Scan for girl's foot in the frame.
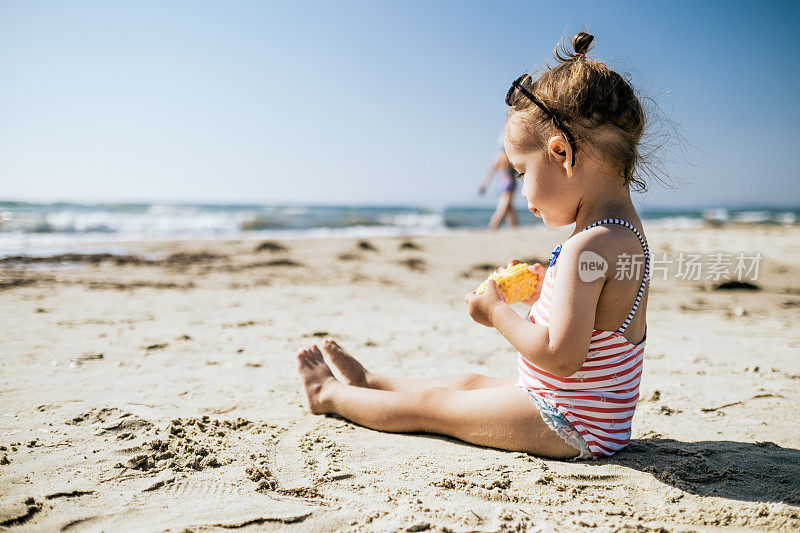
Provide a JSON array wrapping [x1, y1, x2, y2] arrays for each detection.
[[296, 344, 337, 414], [322, 338, 370, 388]]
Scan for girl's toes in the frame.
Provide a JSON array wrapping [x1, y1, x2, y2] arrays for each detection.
[[322, 339, 343, 356], [296, 345, 318, 365], [306, 345, 324, 362], [331, 340, 345, 352]]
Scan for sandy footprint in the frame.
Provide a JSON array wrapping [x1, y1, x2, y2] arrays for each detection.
[[270, 419, 326, 492]]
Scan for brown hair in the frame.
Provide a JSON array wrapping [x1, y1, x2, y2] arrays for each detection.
[[507, 32, 649, 191]]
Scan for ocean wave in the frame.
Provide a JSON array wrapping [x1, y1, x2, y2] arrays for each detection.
[[732, 210, 772, 224], [377, 211, 445, 230], [239, 216, 284, 231], [0, 202, 796, 258], [642, 216, 706, 230]]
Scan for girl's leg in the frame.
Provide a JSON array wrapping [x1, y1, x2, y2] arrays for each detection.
[[322, 339, 514, 393], [297, 345, 579, 459]]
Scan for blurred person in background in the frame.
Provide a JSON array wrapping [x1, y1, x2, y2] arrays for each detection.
[[478, 138, 520, 230]]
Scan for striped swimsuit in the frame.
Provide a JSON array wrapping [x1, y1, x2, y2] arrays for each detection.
[[516, 218, 650, 459]]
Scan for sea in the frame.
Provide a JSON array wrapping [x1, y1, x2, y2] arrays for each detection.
[[0, 201, 797, 258]]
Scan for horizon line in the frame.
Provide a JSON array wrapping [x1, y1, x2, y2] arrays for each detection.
[[1, 199, 799, 212]]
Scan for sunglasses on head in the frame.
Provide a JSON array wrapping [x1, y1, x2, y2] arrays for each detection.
[[506, 74, 576, 167]]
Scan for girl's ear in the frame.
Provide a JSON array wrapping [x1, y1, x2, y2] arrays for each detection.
[[547, 136, 574, 177]]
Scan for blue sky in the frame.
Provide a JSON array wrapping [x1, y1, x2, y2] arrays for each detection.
[[1, 1, 798, 208]]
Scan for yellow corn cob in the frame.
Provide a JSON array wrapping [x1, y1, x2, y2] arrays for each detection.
[[476, 262, 538, 304]]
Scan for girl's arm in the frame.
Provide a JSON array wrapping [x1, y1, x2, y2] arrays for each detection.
[[466, 235, 608, 377]]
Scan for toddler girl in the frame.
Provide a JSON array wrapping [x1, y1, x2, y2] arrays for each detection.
[[296, 32, 650, 460]]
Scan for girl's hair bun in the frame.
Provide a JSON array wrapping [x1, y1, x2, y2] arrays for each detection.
[[572, 32, 594, 56], [555, 31, 595, 62]]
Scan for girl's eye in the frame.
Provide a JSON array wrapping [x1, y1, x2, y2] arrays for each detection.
[[514, 171, 524, 179]]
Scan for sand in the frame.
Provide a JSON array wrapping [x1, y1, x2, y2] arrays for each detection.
[[1, 224, 799, 531]]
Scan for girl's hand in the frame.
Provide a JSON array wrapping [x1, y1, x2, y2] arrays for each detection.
[[521, 261, 546, 306], [465, 279, 506, 327]]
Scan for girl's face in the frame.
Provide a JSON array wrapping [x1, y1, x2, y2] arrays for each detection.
[[504, 121, 580, 228]]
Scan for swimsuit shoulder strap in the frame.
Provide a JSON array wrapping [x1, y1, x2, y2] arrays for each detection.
[[577, 218, 650, 334]]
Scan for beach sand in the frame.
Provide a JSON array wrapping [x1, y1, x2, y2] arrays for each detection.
[[1, 224, 799, 531]]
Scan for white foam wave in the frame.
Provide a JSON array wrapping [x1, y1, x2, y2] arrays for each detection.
[[377, 211, 446, 231], [643, 217, 705, 230]]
